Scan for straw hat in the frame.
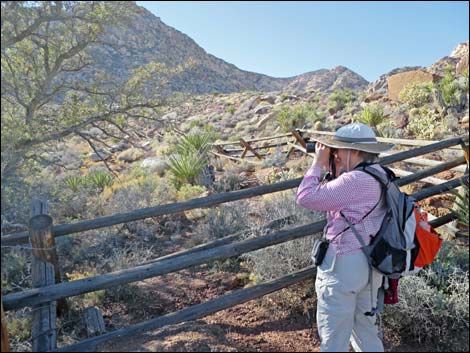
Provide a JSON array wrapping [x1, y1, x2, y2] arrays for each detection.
[[314, 123, 395, 154]]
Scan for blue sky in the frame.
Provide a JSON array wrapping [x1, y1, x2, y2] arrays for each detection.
[[136, 1, 469, 82]]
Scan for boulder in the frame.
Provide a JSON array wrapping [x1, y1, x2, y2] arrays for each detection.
[[89, 149, 111, 162], [235, 96, 261, 114], [117, 148, 144, 162], [387, 70, 435, 101], [254, 104, 272, 115], [256, 111, 279, 129], [260, 95, 276, 104]]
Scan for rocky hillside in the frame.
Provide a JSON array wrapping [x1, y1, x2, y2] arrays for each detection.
[[84, 2, 368, 94]]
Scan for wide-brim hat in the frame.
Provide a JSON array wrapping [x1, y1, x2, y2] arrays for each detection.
[[314, 123, 395, 154]]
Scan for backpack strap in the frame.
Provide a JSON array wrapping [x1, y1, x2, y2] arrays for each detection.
[[356, 164, 394, 186]]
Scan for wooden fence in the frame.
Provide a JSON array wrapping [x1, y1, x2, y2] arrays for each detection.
[[1, 134, 469, 352]]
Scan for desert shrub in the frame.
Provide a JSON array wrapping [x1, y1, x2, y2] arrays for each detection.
[[436, 65, 460, 107], [227, 105, 236, 115], [198, 201, 250, 241], [213, 169, 245, 192], [356, 104, 385, 130], [63, 175, 85, 192], [450, 183, 469, 235], [87, 170, 113, 191], [1, 249, 30, 293], [276, 103, 323, 131], [168, 131, 215, 188], [104, 173, 175, 214], [65, 271, 105, 309], [383, 241, 469, 351], [242, 191, 324, 281], [99, 243, 155, 302], [327, 89, 355, 111], [399, 82, 433, 107], [168, 153, 207, 189], [261, 147, 286, 168], [407, 107, 441, 139]]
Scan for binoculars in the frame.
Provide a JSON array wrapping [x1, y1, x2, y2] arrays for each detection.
[[305, 142, 316, 153]]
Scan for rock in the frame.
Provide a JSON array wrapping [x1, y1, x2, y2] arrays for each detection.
[[260, 95, 276, 104], [117, 148, 144, 162], [254, 104, 272, 115], [387, 70, 436, 101], [314, 121, 323, 130], [364, 92, 383, 103], [431, 88, 446, 112], [256, 111, 279, 129], [89, 149, 111, 162], [161, 112, 177, 121], [456, 51, 469, 75], [395, 114, 409, 129], [235, 96, 261, 115], [87, 127, 104, 138], [110, 140, 131, 153], [140, 157, 168, 176]]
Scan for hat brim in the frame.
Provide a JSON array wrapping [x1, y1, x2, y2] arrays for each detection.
[[314, 136, 395, 154]]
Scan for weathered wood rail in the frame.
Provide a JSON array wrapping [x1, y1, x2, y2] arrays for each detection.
[[1, 135, 468, 352]]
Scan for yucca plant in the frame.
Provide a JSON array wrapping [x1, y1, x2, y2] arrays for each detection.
[[450, 182, 469, 236], [175, 132, 214, 158], [168, 152, 207, 189], [357, 104, 385, 131], [64, 176, 83, 192], [88, 171, 113, 190]]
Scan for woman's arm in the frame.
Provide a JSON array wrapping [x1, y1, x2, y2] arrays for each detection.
[[296, 166, 378, 212]]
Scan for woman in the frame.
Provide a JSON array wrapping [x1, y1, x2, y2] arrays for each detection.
[[296, 123, 395, 352]]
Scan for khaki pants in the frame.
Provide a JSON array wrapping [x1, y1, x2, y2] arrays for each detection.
[[315, 247, 384, 352]]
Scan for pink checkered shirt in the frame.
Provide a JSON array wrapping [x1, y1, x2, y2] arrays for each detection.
[[296, 164, 387, 257]]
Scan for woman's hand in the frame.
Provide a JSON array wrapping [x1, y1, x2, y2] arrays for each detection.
[[312, 142, 330, 169]]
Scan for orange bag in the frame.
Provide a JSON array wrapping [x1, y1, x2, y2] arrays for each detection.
[[413, 208, 443, 268]]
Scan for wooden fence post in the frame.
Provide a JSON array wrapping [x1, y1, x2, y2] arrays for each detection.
[[1, 294, 10, 352], [239, 138, 262, 159], [29, 199, 57, 351], [289, 128, 307, 149]]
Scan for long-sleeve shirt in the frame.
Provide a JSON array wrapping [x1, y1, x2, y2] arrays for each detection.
[[296, 164, 387, 257]]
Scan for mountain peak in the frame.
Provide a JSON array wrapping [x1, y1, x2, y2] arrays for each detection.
[[88, 3, 370, 94]]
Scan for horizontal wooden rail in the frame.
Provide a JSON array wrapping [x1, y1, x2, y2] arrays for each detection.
[[381, 154, 467, 173], [1, 177, 298, 246], [212, 133, 292, 146], [393, 156, 466, 185], [223, 141, 290, 153], [54, 209, 462, 352], [390, 169, 447, 185], [2, 221, 325, 311], [53, 266, 317, 352], [300, 129, 464, 150], [2, 135, 467, 246], [4, 175, 466, 311]]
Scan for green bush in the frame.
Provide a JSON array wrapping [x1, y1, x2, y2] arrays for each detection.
[[450, 183, 469, 236], [175, 131, 214, 157], [227, 105, 236, 115], [399, 82, 432, 107], [168, 131, 215, 189], [407, 108, 441, 139], [384, 241, 469, 351], [168, 153, 207, 189], [88, 170, 113, 190], [276, 103, 323, 131], [64, 175, 84, 192], [327, 89, 355, 111], [436, 66, 460, 106], [356, 104, 385, 130]]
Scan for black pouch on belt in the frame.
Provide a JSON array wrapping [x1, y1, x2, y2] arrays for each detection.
[[312, 238, 330, 266]]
